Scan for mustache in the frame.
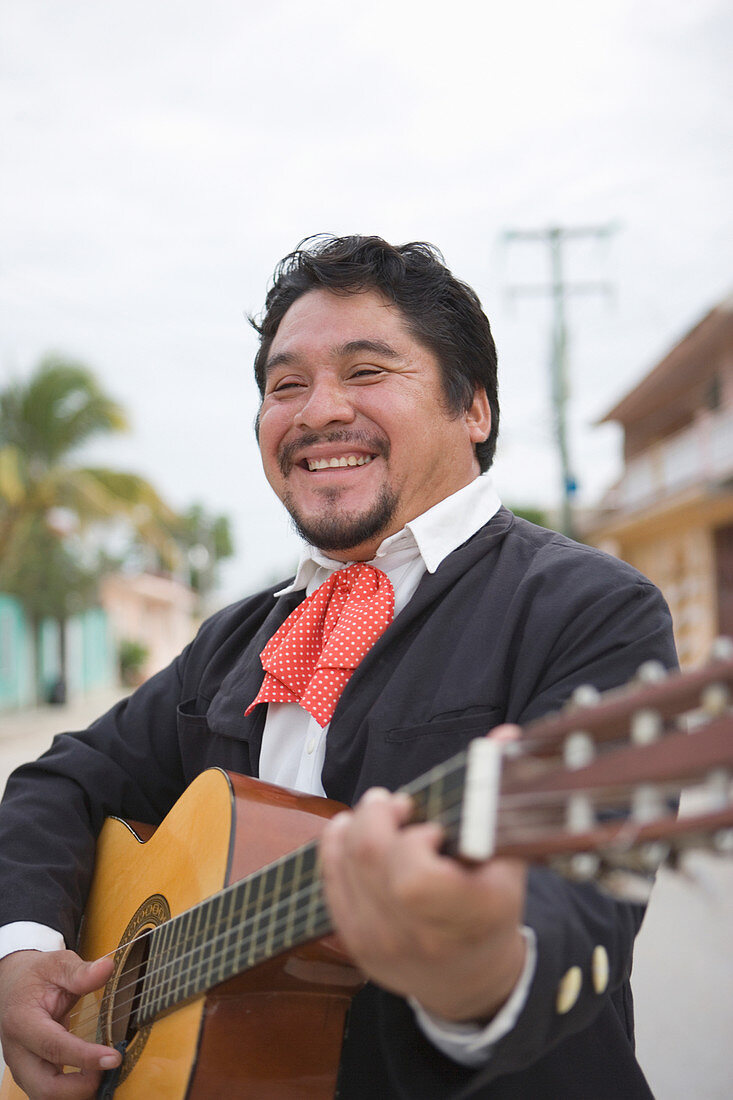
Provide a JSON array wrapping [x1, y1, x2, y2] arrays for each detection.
[[278, 430, 390, 476]]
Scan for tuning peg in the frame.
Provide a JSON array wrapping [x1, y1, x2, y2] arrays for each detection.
[[551, 853, 601, 882], [630, 708, 663, 745], [700, 683, 730, 716], [569, 684, 601, 709], [632, 784, 665, 824], [638, 841, 670, 870], [710, 636, 733, 661], [563, 732, 595, 769], [705, 768, 731, 811], [569, 853, 600, 880], [596, 866, 655, 904], [635, 660, 668, 684]]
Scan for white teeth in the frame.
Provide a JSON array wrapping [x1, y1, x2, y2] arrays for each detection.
[[306, 454, 374, 471]]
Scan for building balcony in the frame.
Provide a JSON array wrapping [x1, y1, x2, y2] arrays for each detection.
[[604, 404, 733, 516]]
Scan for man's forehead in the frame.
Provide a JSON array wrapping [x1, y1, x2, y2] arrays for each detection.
[[265, 288, 411, 368]]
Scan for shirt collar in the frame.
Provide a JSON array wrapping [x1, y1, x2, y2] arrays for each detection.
[[276, 474, 502, 596]]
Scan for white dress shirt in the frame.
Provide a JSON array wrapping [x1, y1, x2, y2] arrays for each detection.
[[0, 474, 535, 1065]]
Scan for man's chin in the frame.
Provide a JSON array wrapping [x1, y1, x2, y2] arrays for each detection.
[[285, 488, 398, 554]]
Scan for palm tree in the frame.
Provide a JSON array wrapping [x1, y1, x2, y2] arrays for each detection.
[[0, 354, 182, 699]]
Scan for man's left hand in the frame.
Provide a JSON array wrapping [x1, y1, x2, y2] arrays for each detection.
[[319, 786, 527, 1024]]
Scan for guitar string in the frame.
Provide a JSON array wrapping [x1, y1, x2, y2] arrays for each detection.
[[65, 766, 675, 1041], [71, 710, 702, 1035], [65, 783, 493, 1038], [68, 872, 332, 1042], [64, 781, 654, 1041], [65, 777, 589, 1033], [64, 767, 671, 1039]]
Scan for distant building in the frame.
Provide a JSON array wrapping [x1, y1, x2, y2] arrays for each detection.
[[100, 572, 198, 683], [585, 294, 733, 667]]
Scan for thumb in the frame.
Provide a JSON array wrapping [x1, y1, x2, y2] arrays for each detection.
[[53, 952, 115, 997]]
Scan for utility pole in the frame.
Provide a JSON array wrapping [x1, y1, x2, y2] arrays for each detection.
[[503, 224, 615, 539]]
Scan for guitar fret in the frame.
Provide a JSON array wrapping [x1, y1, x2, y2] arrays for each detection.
[[135, 757, 470, 1026], [264, 859, 286, 957], [200, 891, 222, 992], [282, 848, 301, 949], [162, 916, 178, 1013], [187, 905, 204, 1001], [255, 863, 280, 961], [215, 883, 237, 984], [164, 910, 188, 1011], [245, 866, 266, 967], [142, 918, 172, 1022], [303, 847, 322, 940], [91, 655, 733, 1044], [138, 922, 165, 1023]]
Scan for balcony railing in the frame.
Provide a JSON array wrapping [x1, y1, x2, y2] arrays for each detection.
[[611, 404, 733, 513]]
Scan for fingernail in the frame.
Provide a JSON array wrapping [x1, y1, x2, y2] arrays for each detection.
[[100, 1054, 120, 1069], [361, 787, 390, 804]]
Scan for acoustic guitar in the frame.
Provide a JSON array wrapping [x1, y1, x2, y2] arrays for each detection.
[[2, 647, 732, 1098]]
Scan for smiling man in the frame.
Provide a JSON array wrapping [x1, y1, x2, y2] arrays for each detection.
[[0, 236, 676, 1098], [257, 286, 490, 558]]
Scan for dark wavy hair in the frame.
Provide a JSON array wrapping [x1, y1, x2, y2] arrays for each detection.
[[251, 234, 499, 471]]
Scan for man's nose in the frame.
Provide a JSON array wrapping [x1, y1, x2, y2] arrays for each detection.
[[295, 379, 356, 430]]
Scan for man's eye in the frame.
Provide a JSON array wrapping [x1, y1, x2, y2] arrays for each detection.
[[272, 379, 303, 392], [351, 367, 382, 379]]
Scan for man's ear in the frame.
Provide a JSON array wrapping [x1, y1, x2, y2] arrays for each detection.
[[466, 386, 491, 444]]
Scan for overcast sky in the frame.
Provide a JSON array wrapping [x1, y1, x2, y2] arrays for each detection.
[[1, 0, 731, 599]]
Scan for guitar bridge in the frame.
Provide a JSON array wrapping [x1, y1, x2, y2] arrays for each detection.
[[458, 737, 503, 862]]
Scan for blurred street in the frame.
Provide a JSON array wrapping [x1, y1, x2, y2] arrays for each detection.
[[0, 695, 731, 1098]]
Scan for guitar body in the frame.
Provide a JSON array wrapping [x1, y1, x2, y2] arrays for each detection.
[[1, 769, 363, 1100], [3, 654, 732, 1098]]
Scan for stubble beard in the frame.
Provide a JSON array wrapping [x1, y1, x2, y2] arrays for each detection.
[[282, 483, 399, 553], [278, 429, 397, 553]]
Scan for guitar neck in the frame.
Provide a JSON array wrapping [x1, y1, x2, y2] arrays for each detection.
[[136, 751, 471, 1024], [136, 648, 733, 1025]]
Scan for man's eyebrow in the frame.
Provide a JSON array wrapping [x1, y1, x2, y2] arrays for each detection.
[[264, 350, 297, 374], [337, 339, 401, 360], [265, 339, 400, 375]]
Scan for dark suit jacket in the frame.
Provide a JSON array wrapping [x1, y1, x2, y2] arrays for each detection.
[[0, 510, 677, 1097]]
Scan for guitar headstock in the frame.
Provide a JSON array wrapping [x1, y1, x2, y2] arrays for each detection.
[[480, 639, 733, 899]]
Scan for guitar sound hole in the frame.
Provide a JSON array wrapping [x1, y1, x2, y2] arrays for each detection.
[[109, 934, 151, 1045], [99, 892, 170, 1081]]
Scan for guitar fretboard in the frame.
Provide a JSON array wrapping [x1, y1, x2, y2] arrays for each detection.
[[136, 750, 471, 1024]]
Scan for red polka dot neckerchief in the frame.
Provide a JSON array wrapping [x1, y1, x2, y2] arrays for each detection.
[[245, 563, 395, 728]]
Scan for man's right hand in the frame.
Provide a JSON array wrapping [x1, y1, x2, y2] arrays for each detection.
[[0, 950, 121, 1099]]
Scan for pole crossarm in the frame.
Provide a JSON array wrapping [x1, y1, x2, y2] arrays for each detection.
[[502, 222, 617, 538]]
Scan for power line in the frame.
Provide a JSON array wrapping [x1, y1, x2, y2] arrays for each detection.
[[502, 223, 616, 538]]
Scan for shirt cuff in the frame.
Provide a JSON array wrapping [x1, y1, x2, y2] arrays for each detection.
[[409, 926, 537, 1067], [0, 922, 65, 963]]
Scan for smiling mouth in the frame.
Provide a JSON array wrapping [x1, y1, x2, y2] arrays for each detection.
[[279, 431, 388, 477], [305, 454, 375, 471]]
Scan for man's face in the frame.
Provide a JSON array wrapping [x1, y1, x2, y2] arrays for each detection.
[[257, 288, 490, 561]]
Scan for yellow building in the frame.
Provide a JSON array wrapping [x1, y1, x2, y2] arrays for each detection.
[[586, 295, 733, 667]]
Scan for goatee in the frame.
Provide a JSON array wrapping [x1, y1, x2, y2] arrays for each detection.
[[283, 484, 399, 553]]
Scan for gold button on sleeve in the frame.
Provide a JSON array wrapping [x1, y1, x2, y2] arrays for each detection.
[[592, 945, 610, 994], [556, 965, 583, 1014]]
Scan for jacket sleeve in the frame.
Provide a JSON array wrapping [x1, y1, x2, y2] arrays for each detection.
[[0, 586, 280, 950], [365, 549, 677, 1097], [0, 652, 191, 949]]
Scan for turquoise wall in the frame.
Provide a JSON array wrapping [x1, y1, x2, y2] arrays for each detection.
[[0, 595, 35, 709], [0, 595, 116, 711]]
